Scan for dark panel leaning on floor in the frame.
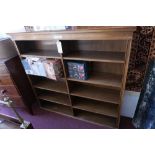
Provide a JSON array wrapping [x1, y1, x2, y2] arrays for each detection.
[[133, 59, 155, 128], [5, 56, 37, 114]]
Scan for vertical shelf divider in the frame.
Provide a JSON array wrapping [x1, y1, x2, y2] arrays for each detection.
[[60, 43, 74, 116], [116, 39, 133, 128]]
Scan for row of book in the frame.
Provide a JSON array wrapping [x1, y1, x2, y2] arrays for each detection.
[[22, 57, 63, 80]]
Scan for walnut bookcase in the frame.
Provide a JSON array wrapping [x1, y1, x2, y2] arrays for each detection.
[[9, 27, 135, 128]]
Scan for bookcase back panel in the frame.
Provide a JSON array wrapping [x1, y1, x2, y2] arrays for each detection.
[[62, 40, 128, 52], [40, 100, 73, 116], [16, 40, 57, 54], [74, 109, 117, 128], [68, 81, 121, 104], [64, 60, 123, 77], [71, 96, 118, 117], [29, 75, 67, 93], [36, 89, 71, 106], [91, 62, 124, 75]]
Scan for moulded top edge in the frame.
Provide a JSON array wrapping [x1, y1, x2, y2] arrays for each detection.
[[7, 26, 136, 36]]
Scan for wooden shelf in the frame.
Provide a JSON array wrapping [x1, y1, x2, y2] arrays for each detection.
[[75, 109, 116, 128], [38, 92, 71, 106], [63, 51, 125, 63], [34, 79, 68, 94], [67, 72, 122, 90], [21, 50, 61, 59], [29, 74, 65, 80], [73, 97, 118, 117], [71, 84, 120, 104], [12, 28, 134, 128], [40, 100, 73, 116]]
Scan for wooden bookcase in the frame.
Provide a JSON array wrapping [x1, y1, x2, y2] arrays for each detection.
[[9, 27, 135, 128]]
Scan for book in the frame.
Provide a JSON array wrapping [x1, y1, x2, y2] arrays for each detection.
[[21, 59, 33, 75], [43, 59, 63, 80]]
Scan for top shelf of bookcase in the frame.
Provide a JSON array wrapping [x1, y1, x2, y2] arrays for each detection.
[[63, 51, 125, 63], [8, 27, 136, 41], [20, 50, 61, 59]]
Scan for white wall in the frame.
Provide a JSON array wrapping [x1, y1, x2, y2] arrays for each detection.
[[121, 91, 140, 118], [0, 26, 140, 118], [0, 26, 25, 33]]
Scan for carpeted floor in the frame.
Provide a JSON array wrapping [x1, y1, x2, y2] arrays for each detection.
[[0, 105, 134, 129]]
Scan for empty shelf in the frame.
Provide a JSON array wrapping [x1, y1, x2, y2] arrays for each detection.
[[34, 79, 68, 94], [21, 50, 61, 59], [40, 100, 73, 116], [75, 110, 116, 128], [39, 93, 71, 106], [73, 97, 118, 117], [63, 51, 125, 63], [67, 72, 122, 89], [71, 84, 120, 104]]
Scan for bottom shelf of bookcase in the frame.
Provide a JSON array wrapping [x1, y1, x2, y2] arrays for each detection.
[[74, 109, 117, 128], [40, 100, 73, 116], [39, 100, 117, 128]]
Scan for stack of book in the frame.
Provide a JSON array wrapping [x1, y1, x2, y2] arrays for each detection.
[[22, 58, 63, 80], [43, 59, 63, 80]]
